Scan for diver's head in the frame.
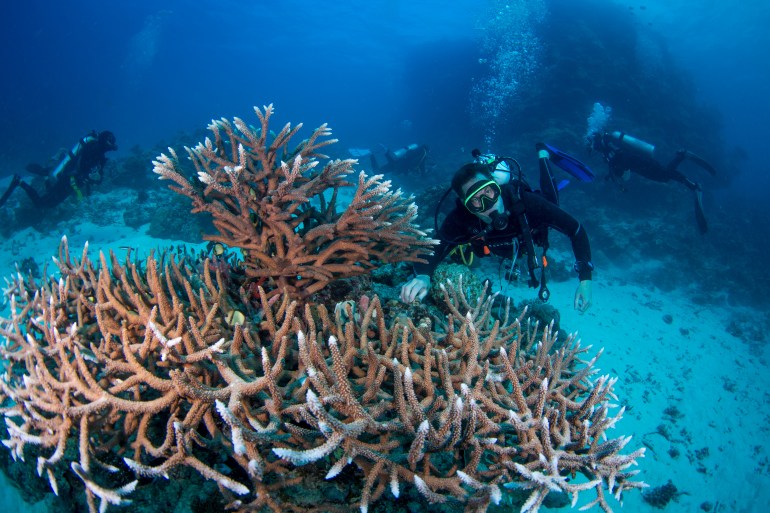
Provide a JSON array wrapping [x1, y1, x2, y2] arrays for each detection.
[[589, 131, 605, 153], [452, 163, 507, 227], [98, 131, 118, 152]]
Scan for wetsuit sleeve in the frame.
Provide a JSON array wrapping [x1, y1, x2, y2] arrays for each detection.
[[412, 239, 454, 276], [607, 154, 623, 176], [607, 150, 636, 178], [412, 208, 470, 276], [521, 192, 593, 281]]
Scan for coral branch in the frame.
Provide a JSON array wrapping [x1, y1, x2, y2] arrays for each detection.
[[152, 105, 437, 300]]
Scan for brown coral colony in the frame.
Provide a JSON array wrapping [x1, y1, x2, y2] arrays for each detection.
[[0, 105, 645, 513]]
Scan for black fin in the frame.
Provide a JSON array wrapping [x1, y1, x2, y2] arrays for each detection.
[[694, 189, 708, 234], [685, 151, 718, 176], [25, 163, 50, 176], [0, 175, 21, 207]]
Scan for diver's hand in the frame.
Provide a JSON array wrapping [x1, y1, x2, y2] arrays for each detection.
[[574, 280, 593, 312], [535, 142, 547, 152], [400, 275, 430, 304]]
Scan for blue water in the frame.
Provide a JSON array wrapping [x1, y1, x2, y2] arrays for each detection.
[[2, 1, 768, 193], [2, 1, 767, 190], [1, 1, 770, 511], [0, 1, 478, 164]]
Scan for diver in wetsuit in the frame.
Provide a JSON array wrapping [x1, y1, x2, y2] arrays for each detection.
[[400, 152, 594, 312], [349, 143, 431, 176], [375, 143, 430, 175], [0, 130, 118, 209], [591, 130, 717, 234]]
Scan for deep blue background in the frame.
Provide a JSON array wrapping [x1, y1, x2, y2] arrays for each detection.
[[1, 0, 767, 197]]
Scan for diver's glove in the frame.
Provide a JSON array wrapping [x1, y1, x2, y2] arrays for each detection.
[[535, 142, 547, 151]]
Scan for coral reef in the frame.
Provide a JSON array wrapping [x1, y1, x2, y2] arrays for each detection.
[[0, 240, 645, 513], [429, 263, 485, 309], [0, 106, 645, 513], [641, 480, 682, 509]]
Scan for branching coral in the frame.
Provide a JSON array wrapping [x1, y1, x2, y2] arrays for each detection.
[[1, 105, 644, 513], [1, 237, 644, 513], [0, 238, 240, 512], [152, 104, 436, 300]]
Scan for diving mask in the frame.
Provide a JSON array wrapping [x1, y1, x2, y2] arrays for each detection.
[[463, 179, 501, 214]]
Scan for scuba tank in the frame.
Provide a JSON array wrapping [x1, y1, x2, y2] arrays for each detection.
[[490, 159, 511, 185], [608, 131, 655, 160], [474, 152, 512, 184], [51, 133, 98, 180], [392, 143, 420, 159]]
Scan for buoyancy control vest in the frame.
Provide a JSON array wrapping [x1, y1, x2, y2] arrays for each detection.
[[51, 132, 99, 181], [435, 148, 560, 301]]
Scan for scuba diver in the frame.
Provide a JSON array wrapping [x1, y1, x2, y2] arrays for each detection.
[[0, 130, 118, 209], [590, 130, 717, 234], [400, 143, 594, 312], [349, 143, 431, 176]]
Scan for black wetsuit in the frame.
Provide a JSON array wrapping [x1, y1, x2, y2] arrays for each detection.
[[375, 145, 429, 176], [415, 183, 593, 281], [16, 136, 107, 208], [606, 148, 698, 190]]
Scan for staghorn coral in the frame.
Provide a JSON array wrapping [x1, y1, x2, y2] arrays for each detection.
[[1, 236, 645, 513], [0, 237, 241, 512], [152, 104, 436, 300], [1, 105, 644, 513]]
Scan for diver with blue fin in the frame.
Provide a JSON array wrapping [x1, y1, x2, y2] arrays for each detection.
[[590, 130, 717, 234], [0, 130, 117, 209], [400, 143, 594, 312], [541, 143, 596, 183]]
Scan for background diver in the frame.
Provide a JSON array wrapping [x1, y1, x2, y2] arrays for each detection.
[[0, 130, 118, 209], [590, 130, 717, 234], [400, 144, 594, 312], [349, 143, 431, 176]]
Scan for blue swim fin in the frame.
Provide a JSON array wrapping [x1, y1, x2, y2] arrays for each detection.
[[544, 143, 596, 182], [348, 148, 372, 158]]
